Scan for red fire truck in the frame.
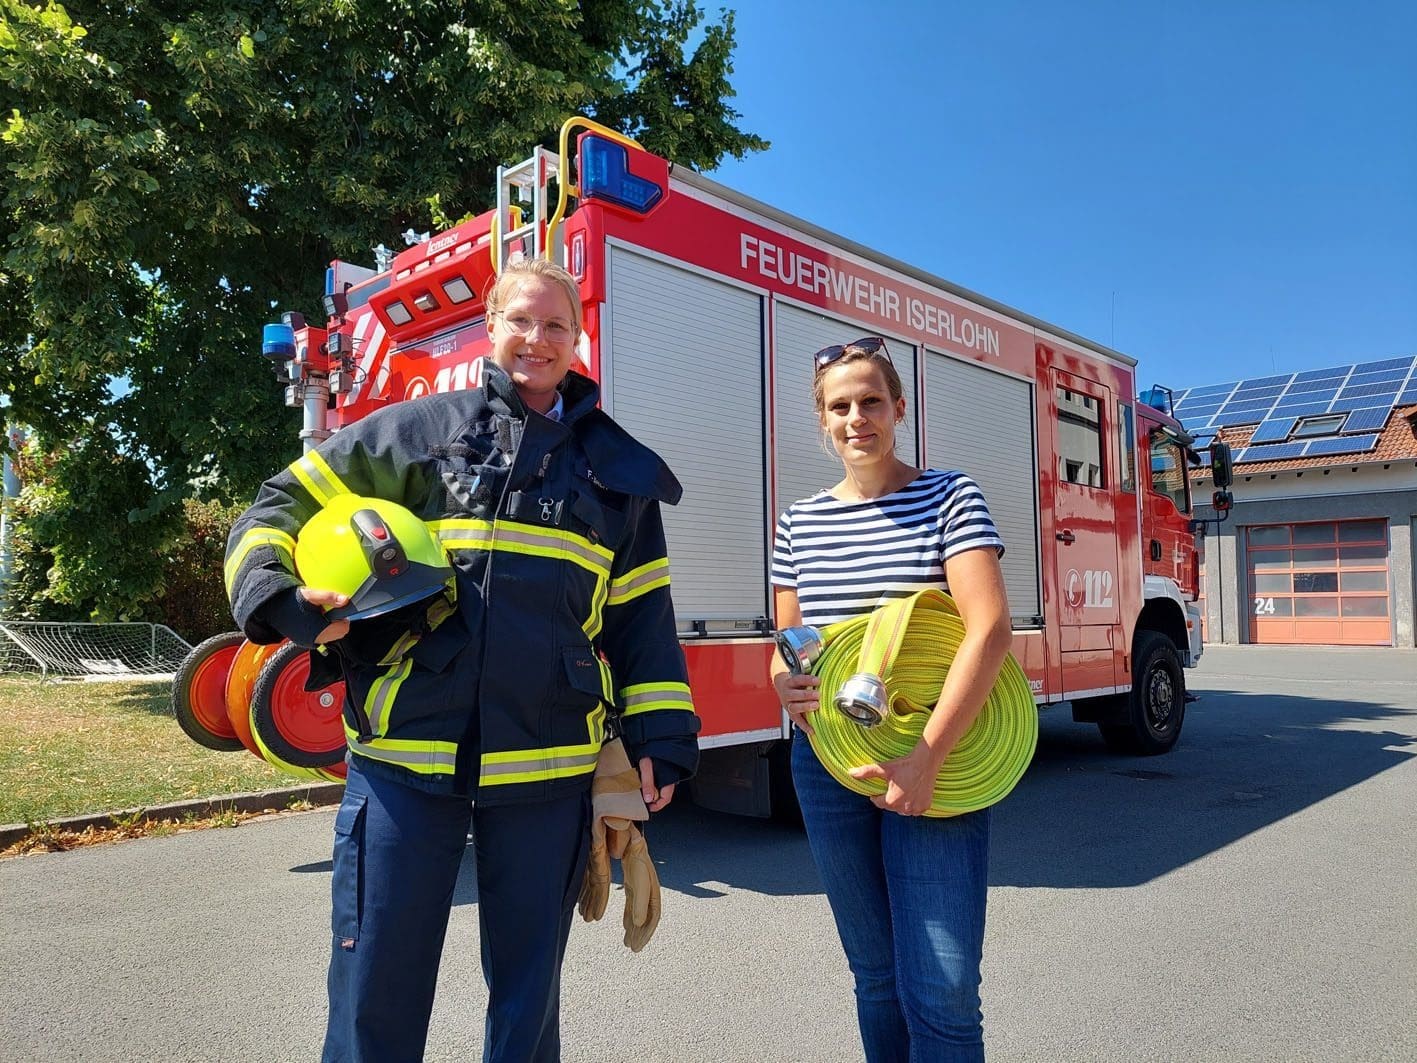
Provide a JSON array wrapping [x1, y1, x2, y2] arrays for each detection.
[[185, 119, 1232, 815]]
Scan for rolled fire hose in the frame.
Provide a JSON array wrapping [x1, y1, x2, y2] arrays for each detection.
[[778, 589, 1037, 817]]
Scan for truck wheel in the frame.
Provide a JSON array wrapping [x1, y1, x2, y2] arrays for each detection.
[[250, 642, 347, 769], [1098, 631, 1185, 755], [172, 632, 247, 752]]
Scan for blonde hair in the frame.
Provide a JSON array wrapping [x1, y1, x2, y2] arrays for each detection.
[[812, 347, 904, 413], [484, 258, 582, 336]]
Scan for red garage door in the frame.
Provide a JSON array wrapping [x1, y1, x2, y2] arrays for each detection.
[[1246, 520, 1391, 645]]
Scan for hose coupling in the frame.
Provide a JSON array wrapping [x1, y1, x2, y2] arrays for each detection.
[[834, 673, 889, 727], [775, 625, 823, 676]]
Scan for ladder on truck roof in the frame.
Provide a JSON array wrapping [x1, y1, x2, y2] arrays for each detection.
[[495, 146, 562, 271], [494, 116, 653, 273]]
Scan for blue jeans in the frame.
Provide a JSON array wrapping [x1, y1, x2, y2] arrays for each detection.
[[792, 734, 990, 1063]]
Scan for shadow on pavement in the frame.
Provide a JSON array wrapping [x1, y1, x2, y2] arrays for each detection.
[[990, 687, 1415, 888], [290, 681, 1416, 900]]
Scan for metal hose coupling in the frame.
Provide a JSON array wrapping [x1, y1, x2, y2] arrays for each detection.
[[834, 672, 889, 727], [774, 625, 823, 676]]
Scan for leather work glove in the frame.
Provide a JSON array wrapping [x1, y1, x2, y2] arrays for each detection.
[[618, 822, 661, 953], [577, 738, 661, 951]]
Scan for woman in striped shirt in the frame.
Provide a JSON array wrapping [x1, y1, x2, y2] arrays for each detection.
[[770, 338, 1013, 1063]]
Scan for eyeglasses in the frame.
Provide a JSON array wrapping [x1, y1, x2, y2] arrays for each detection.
[[813, 336, 891, 374], [493, 311, 575, 342]]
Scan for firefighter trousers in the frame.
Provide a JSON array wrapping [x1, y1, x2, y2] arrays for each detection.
[[321, 759, 592, 1063]]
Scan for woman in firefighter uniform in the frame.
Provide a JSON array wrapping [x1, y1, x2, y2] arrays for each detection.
[[224, 258, 699, 1063]]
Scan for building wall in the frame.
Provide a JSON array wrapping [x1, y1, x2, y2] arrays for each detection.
[[1196, 466, 1417, 647]]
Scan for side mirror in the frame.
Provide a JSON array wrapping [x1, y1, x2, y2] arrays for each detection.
[[1210, 441, 1234, 489]]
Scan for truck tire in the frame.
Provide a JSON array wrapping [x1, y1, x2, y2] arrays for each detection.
[[172, 632, 247, 752], [1098, 630, 1186, 755]]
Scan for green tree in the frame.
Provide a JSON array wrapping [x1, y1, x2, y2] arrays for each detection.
[[0, 0, 765, 620], [6, 426, 181, 621]]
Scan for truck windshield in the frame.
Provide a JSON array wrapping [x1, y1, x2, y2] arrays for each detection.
[[1149, 440, 1190, 514]]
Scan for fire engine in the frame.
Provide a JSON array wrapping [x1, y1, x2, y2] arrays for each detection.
[[176, 118, 1233, 816]]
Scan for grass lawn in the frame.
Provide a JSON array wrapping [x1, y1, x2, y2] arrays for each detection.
[[0, 675, 291, 826]]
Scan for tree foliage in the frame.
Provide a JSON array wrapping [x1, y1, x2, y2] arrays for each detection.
[[0, 0, 765, 620]]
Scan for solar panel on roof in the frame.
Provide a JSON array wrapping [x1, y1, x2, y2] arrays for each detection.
[[1181, 357, 1417, 458], [1287, 379, 1341, 394], [1346, 369, 1408, 386], [1237, 442, 1307, 462], [1303, 434, 1380, 458], [1185, 384, 1236, 400], [1353, 357, 1414, 373], [1273, 400, 1335, 417], [1338, 382, 1399, 401], [1228, 386, 1286, 402], [1248, 418, 1297, 443], [1341, 407, 1391, 433]]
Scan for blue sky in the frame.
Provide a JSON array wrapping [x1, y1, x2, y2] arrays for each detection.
[[706, 0, 1416, 390]]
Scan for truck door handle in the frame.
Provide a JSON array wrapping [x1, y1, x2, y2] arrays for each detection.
[[1056, 530, 1076, 544]]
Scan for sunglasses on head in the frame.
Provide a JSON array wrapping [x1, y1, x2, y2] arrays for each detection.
[[813, 336, 892, 373]]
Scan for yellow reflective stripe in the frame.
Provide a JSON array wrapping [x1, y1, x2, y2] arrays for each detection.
[[225, 527, 297, 596], [432, 518, 613, 579], [583, 574, 609, 641], [363, 658, 412, 735], [619, 681, 695, 716], [288, 450, 351, 506], [608, 557, 670, 606], [478, 704, 606, 786], [376, 593, 458, 665], [479, 745, 599, 785], [494, 524, 612, 577], [427, 594, 457, 624], [345, 729, 458, 776], [597, 658, 615, 704], [431, 517, 494, 549], [378, 632, 419, 667]]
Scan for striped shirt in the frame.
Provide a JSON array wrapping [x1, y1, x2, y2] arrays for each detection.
[[772, 469, 1005, 627]]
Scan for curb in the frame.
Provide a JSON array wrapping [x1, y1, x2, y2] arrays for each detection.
[[0, 782, 345, 850]]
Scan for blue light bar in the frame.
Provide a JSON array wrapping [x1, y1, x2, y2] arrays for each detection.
[[262, 322, 296, 360], [580, 138, 664, 214]]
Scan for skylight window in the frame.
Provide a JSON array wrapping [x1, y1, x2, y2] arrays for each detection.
[[1291, 415, 1346, 438]]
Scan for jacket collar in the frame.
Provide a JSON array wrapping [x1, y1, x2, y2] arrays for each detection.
[[481, 360, 601, 425]]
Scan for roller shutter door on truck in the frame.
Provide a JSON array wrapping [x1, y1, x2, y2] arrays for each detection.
[[1246, 519, 1392, 645], [772, 302, 918, 512], [603, 246, 768, 635], [923, 349, 1042, 624]]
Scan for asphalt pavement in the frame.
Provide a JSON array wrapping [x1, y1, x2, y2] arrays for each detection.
[[1, 644, 1414, 1062]]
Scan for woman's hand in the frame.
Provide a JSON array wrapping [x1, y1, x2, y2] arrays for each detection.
[[637, 757, 675, 813], [297, 588, 351, 644], [773, 670, 822, 736], [849, 743, 940, 816]]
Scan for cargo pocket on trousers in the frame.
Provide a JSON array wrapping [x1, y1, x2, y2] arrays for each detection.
[[331, 791, 368, 950]]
